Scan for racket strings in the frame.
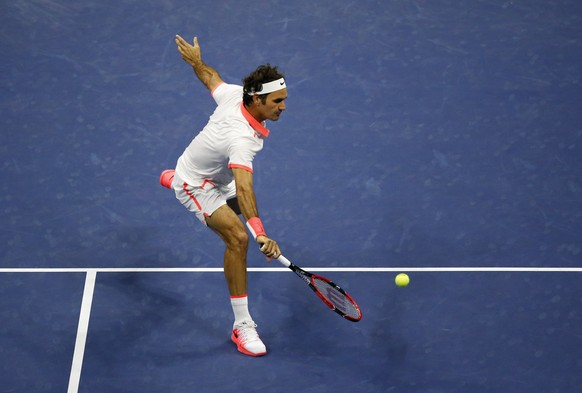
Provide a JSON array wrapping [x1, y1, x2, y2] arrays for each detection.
[[312, 277, 361, 319]]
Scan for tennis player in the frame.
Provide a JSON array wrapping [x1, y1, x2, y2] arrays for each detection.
[[160, 35, 287, 357]]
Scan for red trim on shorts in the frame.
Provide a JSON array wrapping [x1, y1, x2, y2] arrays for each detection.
[[240, 103, 270, 137], [183, 182, 203, 211], [200, 179, 216, 189], [228, 163, 253, 173]]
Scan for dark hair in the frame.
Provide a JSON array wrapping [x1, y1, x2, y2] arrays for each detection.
[[242, 64, 285, 105]]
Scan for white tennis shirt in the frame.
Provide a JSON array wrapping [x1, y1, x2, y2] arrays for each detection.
[[175, 83, 270, 187]]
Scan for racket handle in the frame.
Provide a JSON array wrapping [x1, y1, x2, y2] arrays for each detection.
[[276, 255, 292, 268], [258, 243, 292, 267]]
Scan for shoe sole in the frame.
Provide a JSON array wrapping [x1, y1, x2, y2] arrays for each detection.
[[159, 170, 175, 189], [231, 333, 267, 357]]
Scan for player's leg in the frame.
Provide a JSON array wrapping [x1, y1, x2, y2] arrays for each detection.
[[171, 176, 266, 356], [204, 204, 248, 297], [205, 205, 267, 357]]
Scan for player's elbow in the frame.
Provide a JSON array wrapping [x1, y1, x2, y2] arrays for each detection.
[[235, 183, 254, 197]]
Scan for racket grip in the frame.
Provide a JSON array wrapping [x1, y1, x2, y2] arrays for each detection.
[[257, 244, 291, 267], [276, 255, 292, 268]]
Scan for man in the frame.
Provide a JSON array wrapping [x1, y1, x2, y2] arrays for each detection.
[[159, 35, 287, 357]]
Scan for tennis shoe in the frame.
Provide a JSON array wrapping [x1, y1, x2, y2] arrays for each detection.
[[160, 169, 175, 189], [231, 320, 267, 357]]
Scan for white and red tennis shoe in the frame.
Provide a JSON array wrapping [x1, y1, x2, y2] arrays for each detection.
[[231, 320, 267, 357], [160, 169, 175, 189]]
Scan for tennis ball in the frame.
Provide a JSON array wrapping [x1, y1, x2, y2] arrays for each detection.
[[395, 273, 410, 287]]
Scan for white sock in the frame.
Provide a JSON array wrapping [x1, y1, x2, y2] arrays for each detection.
[[230, 295, 252, 325]]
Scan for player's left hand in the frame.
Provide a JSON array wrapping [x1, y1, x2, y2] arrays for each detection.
[[175, 34, 201, 65]]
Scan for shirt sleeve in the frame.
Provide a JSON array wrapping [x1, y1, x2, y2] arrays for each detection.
[[212, 83, 243, 106], [228, 134, 259, 173]]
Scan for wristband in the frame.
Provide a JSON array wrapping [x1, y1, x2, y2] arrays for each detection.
[[246, 217, 266, 240]]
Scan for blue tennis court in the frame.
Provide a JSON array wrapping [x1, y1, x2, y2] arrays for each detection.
[[1, 1, 581, 392]]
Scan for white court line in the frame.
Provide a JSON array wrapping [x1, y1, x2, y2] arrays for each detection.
[[0, 267, 581, 273], [1, 265, 579, 393], [67, 270, 97, 393]]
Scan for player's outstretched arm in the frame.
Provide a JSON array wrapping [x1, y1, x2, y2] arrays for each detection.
[[175, 34, 223, 92]]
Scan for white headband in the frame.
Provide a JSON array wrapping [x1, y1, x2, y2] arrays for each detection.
[[248, 78, 286, 95]]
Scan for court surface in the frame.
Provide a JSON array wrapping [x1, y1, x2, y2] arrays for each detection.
[[1, 1, 581, 392]]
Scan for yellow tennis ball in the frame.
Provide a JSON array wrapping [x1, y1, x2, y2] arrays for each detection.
[[395, 273, 410, 287]]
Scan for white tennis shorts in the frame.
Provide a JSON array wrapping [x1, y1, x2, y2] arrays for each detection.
[[172, 172, 236, 225]]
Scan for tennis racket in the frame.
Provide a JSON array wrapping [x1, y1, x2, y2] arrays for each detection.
[[276, 254, 362, 322]]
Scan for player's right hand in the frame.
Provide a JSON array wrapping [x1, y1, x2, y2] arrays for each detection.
[[257, 236, 281, 261]]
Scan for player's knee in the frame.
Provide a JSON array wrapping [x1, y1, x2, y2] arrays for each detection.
[[227, 228, 249, 250]]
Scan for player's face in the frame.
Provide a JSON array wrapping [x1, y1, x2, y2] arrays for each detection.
[[261, 89, 287, 121]]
